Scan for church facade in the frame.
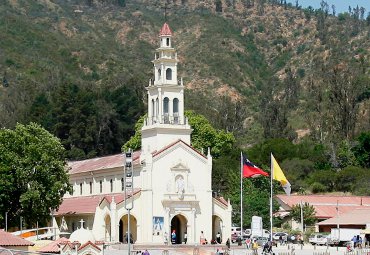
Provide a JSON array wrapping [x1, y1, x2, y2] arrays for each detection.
[[54, 23, 232, 245]]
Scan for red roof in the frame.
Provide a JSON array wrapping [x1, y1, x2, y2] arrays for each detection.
[[159, 23, 172, 36], [0, 230, 34, 246], [214, 197, 228, 207], [318, 207, 370, 225], [55, 190, 141, 215], [152, 139, 207, 159], [78, 241, 101, 251], [38, 237, 69, 253], [68, 151, 141, 175], [276, 194, 370, 219]]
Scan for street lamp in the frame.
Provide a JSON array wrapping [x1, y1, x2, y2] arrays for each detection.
[[124, 149, 134, 255]]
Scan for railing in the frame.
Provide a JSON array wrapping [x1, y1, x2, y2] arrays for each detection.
[[144, 115, 188, 126]]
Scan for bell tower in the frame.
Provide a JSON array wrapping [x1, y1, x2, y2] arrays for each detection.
[[141, 23, 191, 155]]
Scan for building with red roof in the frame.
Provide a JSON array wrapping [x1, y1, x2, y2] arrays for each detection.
[[53, 22, 232, 245], [0, 230, 34, 251], [275, 194, 370, 231]]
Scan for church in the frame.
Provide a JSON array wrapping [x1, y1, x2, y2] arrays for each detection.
[[53, 23, 232, 245]]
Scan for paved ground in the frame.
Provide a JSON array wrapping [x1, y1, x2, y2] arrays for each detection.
[[104, 243, 369, 255]]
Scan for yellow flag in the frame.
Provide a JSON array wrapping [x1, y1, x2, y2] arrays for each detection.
[[271, 154, 291, 195]]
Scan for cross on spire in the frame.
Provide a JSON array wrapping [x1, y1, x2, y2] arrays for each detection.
[[162, 3, 170, 22], [79, 219, 85, 229]]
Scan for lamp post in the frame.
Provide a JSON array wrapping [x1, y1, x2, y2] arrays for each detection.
[[124, 149, 134, 255]]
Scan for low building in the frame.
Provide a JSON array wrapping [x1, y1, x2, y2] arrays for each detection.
[[0, 229, 34, 251], [275, 194, 370, 231], [317, 208, 370, 232]]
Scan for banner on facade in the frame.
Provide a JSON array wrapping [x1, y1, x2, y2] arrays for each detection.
[[153, 216, 164, 236]]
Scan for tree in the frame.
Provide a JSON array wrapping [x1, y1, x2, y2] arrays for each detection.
[[215, 0, 222, 12], [353, 132, 370, 168], [290, 202, 316, 226], [0, 123, 71, 228], [123, 111, 235, 158]]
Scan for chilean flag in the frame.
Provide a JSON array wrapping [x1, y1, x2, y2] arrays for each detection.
[[242, 154, 269, 178]]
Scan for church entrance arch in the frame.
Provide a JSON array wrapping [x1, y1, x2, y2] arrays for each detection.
[[212, 215, 223, 243], [170, 214, 187, 244], [119, 214, 137, 243], [104, 214, 111, 242]]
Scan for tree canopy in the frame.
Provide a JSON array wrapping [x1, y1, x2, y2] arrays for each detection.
[[122, 110, 235, 158], [0, 123, 71, 228]]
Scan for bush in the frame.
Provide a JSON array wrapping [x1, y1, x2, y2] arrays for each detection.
[[311, 182, 326, 193]]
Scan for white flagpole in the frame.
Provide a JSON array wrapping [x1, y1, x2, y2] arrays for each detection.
[[270, 153, 273, 242], [240, 151, 243, 239]]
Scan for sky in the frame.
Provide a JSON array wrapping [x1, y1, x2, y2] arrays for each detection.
[[287, 0, 370, 14]]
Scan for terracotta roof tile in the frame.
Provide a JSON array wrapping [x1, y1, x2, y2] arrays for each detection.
[[276, 194, 370, 219], [55, 190, 141, 216], [215, 197, 228, 207], [38, 237, 69, 253], [318, 208, 370, 225], [68, 151, 141, 175], [159, 23, 172, 36], [78, 241, 101, 251], [0, 230, 34, 246]]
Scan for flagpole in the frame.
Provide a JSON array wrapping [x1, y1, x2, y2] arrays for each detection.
[[270, 153, 273, 242], [240, 151, 243, 239]]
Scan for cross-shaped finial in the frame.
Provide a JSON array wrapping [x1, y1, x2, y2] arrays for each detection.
[[79, 219, 85, 229], [163, 2, 170, 22]]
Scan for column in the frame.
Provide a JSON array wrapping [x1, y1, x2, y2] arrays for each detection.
[[192, 208, 196, 244], [110, 197, 117, 242]]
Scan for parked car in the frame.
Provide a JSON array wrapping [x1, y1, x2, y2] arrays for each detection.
[[309, 234, 328, 245], [255, 236, 269, 247], [273, 232, 288, 241]]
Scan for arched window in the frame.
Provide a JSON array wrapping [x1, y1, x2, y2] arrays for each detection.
[[173, 98, 179, 124], [166, 38, 170, 46], [158, 68, 161, 80], [163, 97, 169, 114], [80, 183, 83, 195], [121, 178, 124, 191], [89, 182, 92, 194], [166, 68, 172, 80], [110, 179, 113, 192], [173, 98, 179, 114], [156, 98, 159, 117], [152, 99, 155, 118], [100, 180, 103, 193], [163, 97, 169, 124]]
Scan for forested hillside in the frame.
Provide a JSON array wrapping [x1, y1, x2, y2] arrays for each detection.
[[1, 0, 369, 209]]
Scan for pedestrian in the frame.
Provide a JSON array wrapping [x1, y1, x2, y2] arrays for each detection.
[[226, 238, 230, 249], [252, 239, 258, 255], [171, 230, 177, 244], [246, 238, 251, 249], [184, 232, 188, 244], [143, 250, 150, 255], [216, 232, 222, 244], [200, 231, 206, 244]]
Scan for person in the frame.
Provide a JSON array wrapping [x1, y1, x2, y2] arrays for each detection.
[[351, 235, 357, 248], [125, 232, 134, 244], [184, 232, 188, 244], [226, 238, 230, 249], [252, 239, 259, 255], [143, 250, 150, 255], [200, 231, 206, 244], [279, 235, 283, 245], [171, 230, 177, 244], [216, 232, 222, 244], [246, 238, 251, 249], [263, 241, 272, 254]]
